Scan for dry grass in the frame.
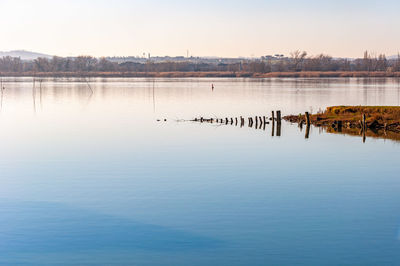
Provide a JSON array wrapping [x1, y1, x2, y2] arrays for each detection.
[[284, 105, 400, 129], [284, 105, 400, 141], [324, 106, 400, 124]]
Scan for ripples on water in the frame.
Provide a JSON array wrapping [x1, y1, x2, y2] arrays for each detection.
[[0, 77, 400, 265]]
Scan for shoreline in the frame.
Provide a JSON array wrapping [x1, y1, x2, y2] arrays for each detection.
[[284, 106, 400, 132], [1, 71, 400, 78], [284, 106, 400, 141], [283, 106, 400, 140]]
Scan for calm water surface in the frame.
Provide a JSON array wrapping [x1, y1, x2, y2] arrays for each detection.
[[0, 77, 400, 265]]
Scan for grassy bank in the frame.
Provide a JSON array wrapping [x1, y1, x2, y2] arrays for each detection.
[[284, 106, 400, 133], [2, 71, 400, 78]]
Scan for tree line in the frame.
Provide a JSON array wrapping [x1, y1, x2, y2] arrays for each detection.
[[1, 51, 400, 73]]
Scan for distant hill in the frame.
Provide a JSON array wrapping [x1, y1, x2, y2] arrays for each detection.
[[0, 50, 52, 60]]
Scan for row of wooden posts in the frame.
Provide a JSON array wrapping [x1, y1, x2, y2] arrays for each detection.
[[193, 110, 283, 136], [194, 110, 282, 127], [194, 110, 369, 143], [192, 110, 369, 142]]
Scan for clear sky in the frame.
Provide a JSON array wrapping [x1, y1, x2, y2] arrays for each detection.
[[0, 0, 398, 58]]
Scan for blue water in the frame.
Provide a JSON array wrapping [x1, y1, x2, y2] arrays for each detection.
[[0, 78, 400, 265]]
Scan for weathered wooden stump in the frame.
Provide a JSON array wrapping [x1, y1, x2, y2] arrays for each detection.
[[276, 122, 281, 136], [271, 120, 275, 136], [305, 124, 310, 139], [305, 112, 310, 127], [276, 110, 282, 125], [361, 114, 367, 142]]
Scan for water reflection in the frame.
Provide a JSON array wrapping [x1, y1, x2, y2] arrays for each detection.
[[324, 125, 400, 143], [295, 122, 400, 143]]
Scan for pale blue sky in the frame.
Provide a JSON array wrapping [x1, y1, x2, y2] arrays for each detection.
[[0, 0, 398, 57]]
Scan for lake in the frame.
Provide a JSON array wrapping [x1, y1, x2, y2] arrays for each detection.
[[1, 77, 400, 265]]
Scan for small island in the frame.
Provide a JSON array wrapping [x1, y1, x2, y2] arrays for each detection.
[[284, 106, 400, 141]]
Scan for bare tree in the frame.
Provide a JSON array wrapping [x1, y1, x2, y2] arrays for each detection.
[[290, 50, 307, 71]]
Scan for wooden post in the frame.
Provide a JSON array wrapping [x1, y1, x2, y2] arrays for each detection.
[[225, 118, 228, 124], [235, 117, 238, 126], [271, 120, 275, 136], [362, 114, 366, 131], [255, 116, 258, 128], [276, 122, 281, 136], [272, 111, 275, 122], [303, 112, 311, 138], [200, 117, 203, 122], [276, 110, 282, 125], [305, 124, 310, 139], [263, 116, 266, 124], [363, 128, 366, 143], [305, 112, 310, 127]]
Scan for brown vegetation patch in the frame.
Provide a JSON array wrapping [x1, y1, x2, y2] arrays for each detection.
[[284, 106, 400, 132], [284, 106, 400, 142]]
